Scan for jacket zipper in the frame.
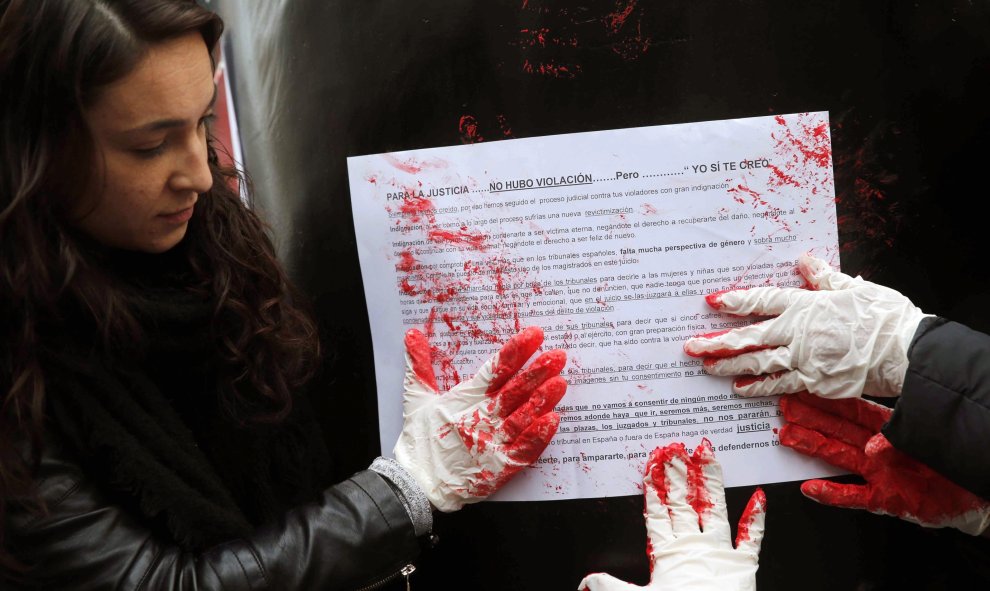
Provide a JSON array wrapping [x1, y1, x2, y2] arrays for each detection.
[[355, 563, 416, 591]]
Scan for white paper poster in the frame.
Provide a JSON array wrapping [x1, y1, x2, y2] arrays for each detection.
[[347, 112, 844, 501]]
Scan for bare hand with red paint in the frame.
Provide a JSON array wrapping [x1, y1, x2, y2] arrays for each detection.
[[578, 440, 766, 591], [780, 393, 990, 535], [684, 253, 930, 399], [394, 326, 567, 512]]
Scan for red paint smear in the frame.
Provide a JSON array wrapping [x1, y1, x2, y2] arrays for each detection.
[[424, 308, 437, 338], [735, 488, 766, 545], [506, 411, 559, 465], [467, 412, 560, 499], [767, 164, 802, 188], [780, 393, 989, 526], [831, 112, 903, 274], [732, 113, 833, 241], [496, 114, 514, 139], [603, 0, 652, 59], [487, 326, 545, 393], [522, 58, 581, 78], [428, 228, 489, 251], [396, 250, 417, 273], [773, 116, 832, 169], [459, 115, 484, 144], [399, 195, 436, 224], [647, 442, 689, 506], [687, 438, 716, 529], [383, 154, 448, 175], [404, 329, 438, 392], [795, 436, 990, 526], [501, 377, 567, 440], [389, 161, 543, 391], [604, 1, 636, 34], [726, 183, 767, 207], [519, 27, 578, 49], [495, 350, 568, 415]]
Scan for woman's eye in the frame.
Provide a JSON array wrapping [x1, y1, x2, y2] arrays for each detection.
[[133, 141, 167, 158], [199, 113, 217, 128]]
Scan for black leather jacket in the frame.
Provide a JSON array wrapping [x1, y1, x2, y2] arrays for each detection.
[[5, 440, 421, 590]]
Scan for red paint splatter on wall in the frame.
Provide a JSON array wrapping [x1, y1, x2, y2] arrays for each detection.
[[512, 0, 653, 80], [496, 114, 514, 139], [459, 114, 514, 144], [522, 58, 580, 78], [603, 0, 652, 60], [830, 112, 903, 277], [459, 115, 484, 144]]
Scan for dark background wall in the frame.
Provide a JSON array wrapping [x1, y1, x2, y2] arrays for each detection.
[[208, 1, 990, 588]]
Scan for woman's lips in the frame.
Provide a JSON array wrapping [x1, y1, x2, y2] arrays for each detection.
[[158, 205, 194, 224]]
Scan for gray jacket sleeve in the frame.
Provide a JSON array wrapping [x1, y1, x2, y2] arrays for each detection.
[[883, 316, 990, 500], [5, 441, 421, 590]]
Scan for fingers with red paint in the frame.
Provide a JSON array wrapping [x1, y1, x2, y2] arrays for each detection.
[[394, 326, 568, 512], [501, 376, 567, 440], [691, 440, 732, 543], [404, 329, 439, 394], [493, 349, 567, 417], [446, 325, 545, 398], [483, 325, 545, 392], [779, 394, 990, 535], [734, 488, 767, 556], [684, 253, 931, 399], [578, 441, 765, 591]]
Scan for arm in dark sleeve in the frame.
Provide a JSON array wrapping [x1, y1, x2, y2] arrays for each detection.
[[6, 442, 420, 591], [883, 316, 990, 500]]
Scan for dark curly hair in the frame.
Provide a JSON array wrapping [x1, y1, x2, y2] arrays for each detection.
[[0, 0, 320, 569]]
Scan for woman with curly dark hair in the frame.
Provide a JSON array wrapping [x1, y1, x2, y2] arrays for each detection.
[[0, 1, 567, 588]]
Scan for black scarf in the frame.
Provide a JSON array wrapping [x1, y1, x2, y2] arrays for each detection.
[[42, 247, 332, 551]]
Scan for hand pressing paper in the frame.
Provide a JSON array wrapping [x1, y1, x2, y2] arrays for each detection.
[[395, 326, 568, 512], [579, 440, 766, 591], [684, 253, 931, 399], [779, 393, 990, 535]]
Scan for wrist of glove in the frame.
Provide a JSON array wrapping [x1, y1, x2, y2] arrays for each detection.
[[578, 439, 766, 591], [684, 253, 931, 399], [779, 393, 990, 535], [394, 326, 567, 512]]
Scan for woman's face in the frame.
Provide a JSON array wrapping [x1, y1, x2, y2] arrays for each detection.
[[74, 32, 216, 253]]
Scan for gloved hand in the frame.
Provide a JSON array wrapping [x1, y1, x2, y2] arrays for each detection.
[[394, 326, 567, 512], [779, 393, 990, 535], [578, 440, 766, 591], [683, 253, 931, 399]]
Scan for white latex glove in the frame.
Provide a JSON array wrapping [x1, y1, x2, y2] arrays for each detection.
[[394, 326, 567, 512], [683, 253, 932, 398], [578, 439, 766, 591]]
